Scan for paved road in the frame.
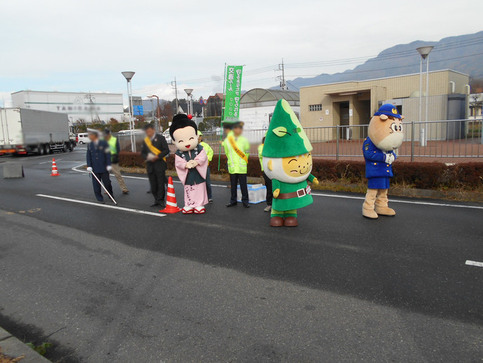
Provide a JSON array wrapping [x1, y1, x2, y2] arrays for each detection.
[[0, 147, 482, 362]]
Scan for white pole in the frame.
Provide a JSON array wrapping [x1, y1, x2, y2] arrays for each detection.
[[126, 80, 134, 152], [419, 57, 423, 122], [425, 54, 430, 123], [419, 57, 426, 147], [90, 171, 117, 205], [129, 81, 136, 152]]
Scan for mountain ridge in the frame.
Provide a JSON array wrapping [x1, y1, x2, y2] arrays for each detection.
[[283, 31, 483, 90]]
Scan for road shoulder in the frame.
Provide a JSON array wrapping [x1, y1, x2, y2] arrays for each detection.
[[0, 326, 50, 362]]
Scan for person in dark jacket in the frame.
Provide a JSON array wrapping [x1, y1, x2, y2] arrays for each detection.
[[141, 124, 170, 207], [86, 129, 113, 203]]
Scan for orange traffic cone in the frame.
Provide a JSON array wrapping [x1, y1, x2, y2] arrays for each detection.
[[160, 176, 181, 214], [51, 158, 59, 176]]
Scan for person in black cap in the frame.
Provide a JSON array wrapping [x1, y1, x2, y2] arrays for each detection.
[[141, 124, 170, 207], [86, 129, 113, 203]]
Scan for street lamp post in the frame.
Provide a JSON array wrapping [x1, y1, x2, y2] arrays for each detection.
[[184, 88, 193, 115], [148, 94, 161, 132], [121, 71, 136, 152], [416, 46, 433, 147]]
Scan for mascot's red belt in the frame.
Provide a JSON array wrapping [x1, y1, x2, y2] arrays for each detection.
[[277, 186, 311, 200]]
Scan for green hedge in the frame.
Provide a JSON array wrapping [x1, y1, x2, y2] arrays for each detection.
[[119, 151, 483, 190]]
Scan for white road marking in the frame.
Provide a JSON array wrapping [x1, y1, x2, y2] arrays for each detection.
[[39, 159, 62, 164], [310, 192, 483, 210], [36, 194, 166, 217], [71, 164, 483, 210], [465, 260, 483, 268]]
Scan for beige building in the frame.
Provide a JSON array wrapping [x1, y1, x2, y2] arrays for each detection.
[[300, 70, 469, 140]]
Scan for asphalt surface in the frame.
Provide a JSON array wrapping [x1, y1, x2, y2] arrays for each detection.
[[0, 146, 482, 362]]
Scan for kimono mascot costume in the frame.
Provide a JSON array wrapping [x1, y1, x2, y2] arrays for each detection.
[[169, 114, 209, 214], [362, 104, 404, 219], [262, 99, 319, 227]]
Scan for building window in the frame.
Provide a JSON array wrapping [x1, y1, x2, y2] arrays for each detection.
[[309, 104, 322, 112]]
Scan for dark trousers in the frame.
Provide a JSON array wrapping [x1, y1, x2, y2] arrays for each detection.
[[262, 172, 273, 206], [230, 173, 248, 204], [92, 172, 113, 202], [147, 162, 166, 204], [206, 168, 213, 200]]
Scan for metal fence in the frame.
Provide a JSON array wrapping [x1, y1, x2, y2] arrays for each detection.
[[202, 119, 482, 162], [116, 119, 483, 162]]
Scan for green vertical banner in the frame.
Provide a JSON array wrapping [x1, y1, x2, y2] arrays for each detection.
[[223, 65, 243, 123]]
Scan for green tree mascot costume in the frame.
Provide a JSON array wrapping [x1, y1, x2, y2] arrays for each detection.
[[262, 99, 319, 227]]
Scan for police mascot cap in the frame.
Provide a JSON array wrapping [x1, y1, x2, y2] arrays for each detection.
[[374, 104, 403, 120], [169, 114, 198, 140]]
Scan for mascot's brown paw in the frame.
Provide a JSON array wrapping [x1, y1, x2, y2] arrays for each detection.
[[270, 217, 284, 227], [362, 208, 379, 219], [375, 206, 396, 216], [283, 217, 298, 227]]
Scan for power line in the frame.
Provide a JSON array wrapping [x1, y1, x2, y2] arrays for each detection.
[[170, 36, 483, 90], [283, 51, 483, 79]]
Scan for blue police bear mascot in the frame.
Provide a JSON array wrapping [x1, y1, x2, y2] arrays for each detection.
[[362, 104, 404, 219]]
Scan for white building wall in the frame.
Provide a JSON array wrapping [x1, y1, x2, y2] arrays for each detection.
[[240, 105, 301, 131], [11, 91, 124, 125]]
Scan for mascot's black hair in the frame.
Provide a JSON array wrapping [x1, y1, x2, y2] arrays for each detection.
[[169, 114, 198, 140]]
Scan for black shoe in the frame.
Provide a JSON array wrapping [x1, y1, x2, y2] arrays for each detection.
[[122, 191, 129, 195], [243, 203, 250, 208], [150, 203, 160, 207], [209, 199, 214, 203], [226, 202, 237, 207], [146, 190, 151, 194], [159, 203, 166, 209], [97, 200, 105, 204]]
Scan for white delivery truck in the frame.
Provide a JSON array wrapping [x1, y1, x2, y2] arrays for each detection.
[[0, 108, 75, 155]]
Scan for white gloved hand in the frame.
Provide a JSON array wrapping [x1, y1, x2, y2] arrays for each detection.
[[147, 153, 157, 162], [107, 165, 112, 172], [385, 153, 395, 164], [86, 167, 93, 172]]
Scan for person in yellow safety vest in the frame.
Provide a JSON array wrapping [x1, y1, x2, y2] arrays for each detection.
[[104, 129, 129, 194], [198, 130, 214, 202], [222, 122, 250, 208], [258, 137, 272, 212]]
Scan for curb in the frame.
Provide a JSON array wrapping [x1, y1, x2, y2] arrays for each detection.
[[0, 327, 51, 362]]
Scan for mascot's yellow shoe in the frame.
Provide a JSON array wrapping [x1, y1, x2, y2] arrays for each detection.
[[362, 189, 378, 219], [375, 189, 396, 216], [375, 205, 396, 216]]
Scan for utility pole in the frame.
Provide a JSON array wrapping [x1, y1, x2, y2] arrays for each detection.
[[278, 58, 288, 91], [171, 77, 179, 114]]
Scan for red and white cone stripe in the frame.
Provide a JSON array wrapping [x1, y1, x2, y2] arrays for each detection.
[[159, 176, 181, 214], [51, 158, 59, 176]]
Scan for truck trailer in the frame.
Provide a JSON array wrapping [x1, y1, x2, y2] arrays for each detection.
[[0, 108, 75, 155]]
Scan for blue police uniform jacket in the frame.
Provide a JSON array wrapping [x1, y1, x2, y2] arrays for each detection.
[[86, 140, 111, 173], [362, 137, 396, 179]]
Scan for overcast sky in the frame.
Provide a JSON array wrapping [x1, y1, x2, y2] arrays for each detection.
[[0, 0, 481, 105]]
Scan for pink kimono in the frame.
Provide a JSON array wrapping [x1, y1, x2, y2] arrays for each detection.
[[174, 146, 209, 209]]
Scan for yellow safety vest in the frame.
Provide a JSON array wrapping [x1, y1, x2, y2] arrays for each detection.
[[200, 141, 214, 163], [107, 136, 118, 155], [258, 143, 264, 172], [223, 131, 249, 174]]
